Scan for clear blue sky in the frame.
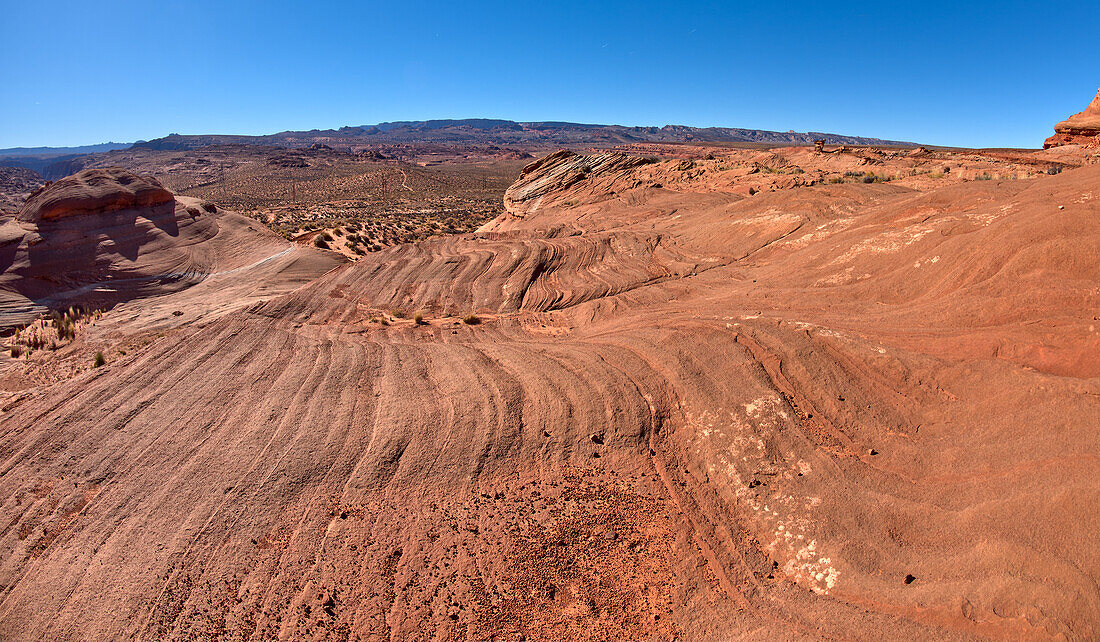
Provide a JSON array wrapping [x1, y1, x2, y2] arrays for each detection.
[[1, 0, 1097, 149]]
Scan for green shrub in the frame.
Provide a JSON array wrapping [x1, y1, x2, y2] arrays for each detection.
[[93, 351, 105, 367], [462, 314, 481, 325], [413, 312, 426, 325]]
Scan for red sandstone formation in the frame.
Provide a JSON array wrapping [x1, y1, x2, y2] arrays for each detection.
[[0, 167, 343, 328], [18, 167, 174, 223], [0, 144, 1097, 640], [1045, 87, 1100, 148]]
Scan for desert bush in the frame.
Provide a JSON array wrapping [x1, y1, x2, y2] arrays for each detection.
[[413, 312, 426, 325], [976, 173, 993, 181], [1047, 164, 1063, 175], [391, 309, 407, 319], [93, 351, 105, 367], [314, 237, 330, 249], [10, 345, 22, 358], [462, 314, 481, 325]]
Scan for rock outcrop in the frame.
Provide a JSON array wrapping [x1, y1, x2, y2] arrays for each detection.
[[1044, 87, 1100, 148], [18, 167, 174, 222], [503, 149, 654, 216], [0, 167, 342, 329]]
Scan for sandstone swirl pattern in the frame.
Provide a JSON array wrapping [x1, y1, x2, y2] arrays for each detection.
[[0, 152, 1097, 640]]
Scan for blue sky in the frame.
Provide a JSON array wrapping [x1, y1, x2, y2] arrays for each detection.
[[1, 0, 1097, 148]]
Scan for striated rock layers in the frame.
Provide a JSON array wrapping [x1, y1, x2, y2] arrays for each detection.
[[503, 149, 655, 216], [0, 167, 342, 328], [0, 150, 1097, 640], [1045, 87, 1100, 148], [18, 167, 175, 223]]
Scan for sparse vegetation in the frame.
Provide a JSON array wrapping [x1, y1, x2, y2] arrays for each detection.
[[93, 351, 106, 367], [462, 314, 481, 325], [9, 306, 100, 356], [413, 312, 426, 325], [10, 344, 22, 358]]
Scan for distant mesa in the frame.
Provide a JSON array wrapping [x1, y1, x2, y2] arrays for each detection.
[[1045, 87, 1100, 148], [19, 167, 173, 223], [120, 119, 915, 152]]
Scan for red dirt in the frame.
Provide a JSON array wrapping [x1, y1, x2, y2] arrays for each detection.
[[0, 143, 1097, 640]]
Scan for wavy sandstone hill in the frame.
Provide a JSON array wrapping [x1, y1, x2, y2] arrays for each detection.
[[0, 145, 1097, 640], [0, 167, 343, 329]]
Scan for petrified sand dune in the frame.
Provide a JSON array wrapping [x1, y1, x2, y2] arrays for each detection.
[[0, 150, 1098, 639], [0, 167, 343, 329], [17, 167, 175, 223]]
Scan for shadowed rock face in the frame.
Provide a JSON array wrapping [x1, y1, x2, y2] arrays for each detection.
[[1045, 88, 1100, 148], [0, 167, 343, 329], [18, 167, 174, 223], [0, 146, 1097, 640]]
